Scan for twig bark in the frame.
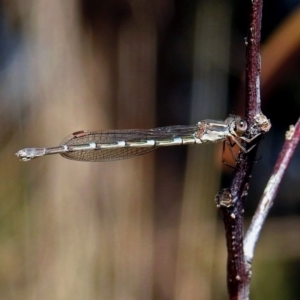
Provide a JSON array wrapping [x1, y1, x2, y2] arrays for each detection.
[[216, 0, 270, 299], [245, 0, 263, 120]]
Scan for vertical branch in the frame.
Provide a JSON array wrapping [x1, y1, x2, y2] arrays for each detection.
[[245, 0, 263, 121], [216, 1, 269, 299]]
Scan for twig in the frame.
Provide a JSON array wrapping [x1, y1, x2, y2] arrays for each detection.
[[216, 149, 258, 299], [244, 119, 300, 262], [216, 0, 271, 299], [245, 0, 263, 120]]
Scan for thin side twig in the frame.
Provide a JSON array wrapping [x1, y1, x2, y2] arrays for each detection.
[[244, 119, 300, 262]]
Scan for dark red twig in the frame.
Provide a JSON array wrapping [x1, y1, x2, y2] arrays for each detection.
[[245, 0, 263, 120], [216, 0, 267, 299]]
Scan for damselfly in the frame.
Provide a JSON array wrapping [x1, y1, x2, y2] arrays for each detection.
[[16, 115, 259, 162]]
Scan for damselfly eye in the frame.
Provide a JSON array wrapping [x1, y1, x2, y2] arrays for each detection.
[[236, 118, 247, 135]]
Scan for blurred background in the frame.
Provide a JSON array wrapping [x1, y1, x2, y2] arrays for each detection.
[[0, 0, 300, 299]]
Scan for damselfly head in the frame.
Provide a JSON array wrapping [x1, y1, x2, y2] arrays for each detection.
[[235, 117, 248, 136], [225, 115, 248, 136]]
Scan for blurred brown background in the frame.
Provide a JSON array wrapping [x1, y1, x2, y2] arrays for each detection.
[[1, 0, 300, 299]]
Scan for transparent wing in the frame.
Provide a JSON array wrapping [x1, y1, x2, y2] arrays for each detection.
[[59, 125, 197, 162]]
